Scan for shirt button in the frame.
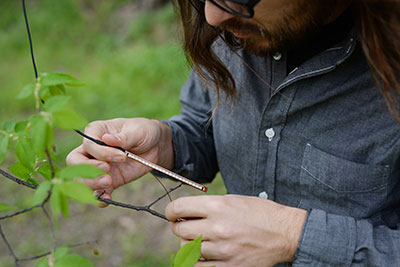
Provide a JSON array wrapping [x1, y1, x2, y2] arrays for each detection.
[[265, 128, 275, 141], [258, 191, 269, 199], [273, 52, 282, 61]]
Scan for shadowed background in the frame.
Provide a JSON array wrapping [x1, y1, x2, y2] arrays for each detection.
[[0, 0, 225, 266]]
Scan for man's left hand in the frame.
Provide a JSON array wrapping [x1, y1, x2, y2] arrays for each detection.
[[165, 195, 307, 267]]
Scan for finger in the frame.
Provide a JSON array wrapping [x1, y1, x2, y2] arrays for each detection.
[[193, 261, 220, 267], [76, 176, 112, 191], [82, 124, 127, 162], [165, 196, 213, 222], [95, 190, 112, 208], [171, 219, 210, 241], [66, 146, 111, 172]]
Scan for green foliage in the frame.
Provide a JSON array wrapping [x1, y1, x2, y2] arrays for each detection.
[[0, 203, 13, 212], [34, 247, 93, 267], [171, 236, 202, 267], [59, 164, 105, 180]]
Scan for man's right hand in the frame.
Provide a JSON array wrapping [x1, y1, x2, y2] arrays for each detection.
[[66, 118, 174, 206]]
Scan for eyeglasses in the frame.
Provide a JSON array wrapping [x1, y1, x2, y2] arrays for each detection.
[[199, 0, 260, 18]]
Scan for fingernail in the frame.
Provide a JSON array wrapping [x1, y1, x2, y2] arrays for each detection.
[[99, 177, 110, 187]]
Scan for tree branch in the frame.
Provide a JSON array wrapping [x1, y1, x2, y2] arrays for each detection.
[[0, 169, 37, 189], [0, 223, 20, 267]]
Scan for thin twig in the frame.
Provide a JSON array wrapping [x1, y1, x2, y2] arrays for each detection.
[[41, 205, 56, 251], [98, 197, 168, 221], [147, 183, 183, 208], [0, 223, 20, 267], [16, 240, 98, 262], [0, 204, 41, 220], [0, 169, 37, 190]]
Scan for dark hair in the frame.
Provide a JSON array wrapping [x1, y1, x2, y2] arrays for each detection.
[[174, 0, 400, 118], [355, 0, 400, 118]]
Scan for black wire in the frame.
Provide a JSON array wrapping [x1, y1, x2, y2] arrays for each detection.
[[22, 0, 38, 79]]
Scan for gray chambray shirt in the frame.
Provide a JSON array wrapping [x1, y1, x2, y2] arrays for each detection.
[[162, 28, 400, 266]]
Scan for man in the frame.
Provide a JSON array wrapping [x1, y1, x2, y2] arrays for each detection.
[[67, 0, 400, 266]]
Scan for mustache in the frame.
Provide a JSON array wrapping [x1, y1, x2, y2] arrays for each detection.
[[219, 18, 265, 37]]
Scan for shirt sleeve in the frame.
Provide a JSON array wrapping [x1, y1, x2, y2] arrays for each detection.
[[292, 208, 400, 266], [160, 69, 219, 184]]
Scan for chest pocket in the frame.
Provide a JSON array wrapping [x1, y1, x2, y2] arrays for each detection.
[[298, 143, 390, 218]]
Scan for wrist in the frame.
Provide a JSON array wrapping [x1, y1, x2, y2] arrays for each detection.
[[153, 120, 175, 170], [285, 207, 307, 262]]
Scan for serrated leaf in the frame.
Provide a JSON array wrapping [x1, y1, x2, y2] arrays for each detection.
[[17, 83, 35, 99], [8, 162, 31, 180], [59, 164, 105, 180], [0, 134, 9, 165], [33, 181, 51, 205], [55, 254, 93, 267], [35, 257, 48, 267], [174, 236, 202, 267], [2, 120, 16, 133], [16, 137, 35, 171], [59, 181, 97, 204], [41, 73, 84, 87], [52, 109, 87, 130], [30, 115, 48, 155], [54, 247, 70, 260], [0, 203, 13, 212], [43, 96, 71, 113]]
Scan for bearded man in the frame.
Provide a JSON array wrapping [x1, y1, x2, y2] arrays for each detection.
[[67, 0, 400, 266]]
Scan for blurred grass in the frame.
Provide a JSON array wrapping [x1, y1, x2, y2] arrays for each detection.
[[0, 1, 226, 266]]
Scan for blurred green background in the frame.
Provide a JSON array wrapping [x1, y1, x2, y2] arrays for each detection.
[[0, 0, 225, 266]]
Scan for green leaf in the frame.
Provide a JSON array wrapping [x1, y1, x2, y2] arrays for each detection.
[[55, 254, 93, 267], [30, 115, 48, 155], [173, 236, 202, 267], [59, 164, 105, 180], [38, 164, 52, 180], [15, 120, 28, 134], [0, 134, 9, 165], [27, 178, 39, 187], [17, 83, 35, 99], [2, 120, 16, 133], [43, 96, 71, 113], [51, 186, 69, 218], [170, 253, 175, 267], [49, 84, 66, 96], [46, 124, 54, 151], [41, 73, 85, 87], [35, 257, 48, 267], [8, 162, 31, 180], [16, 137, 35, 171], [59, 181, 97, 204], [54, 247, 70, 260], [52, 109, 87, 130], [0, 203, 13, 212], [33, 181, 51, 205], [39, 86, 50, 101]]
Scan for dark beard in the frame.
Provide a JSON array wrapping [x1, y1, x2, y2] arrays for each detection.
[[219, 0, 344, 56]]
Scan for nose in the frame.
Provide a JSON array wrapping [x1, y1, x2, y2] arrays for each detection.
[[204, 1, 235, 27]]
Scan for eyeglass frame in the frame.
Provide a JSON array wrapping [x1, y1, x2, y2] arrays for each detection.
[[199, 0, 261, 18]]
